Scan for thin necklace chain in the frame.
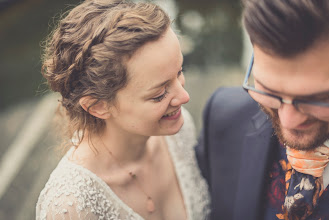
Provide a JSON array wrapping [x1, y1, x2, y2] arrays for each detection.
[[102, 142, 156, 213]]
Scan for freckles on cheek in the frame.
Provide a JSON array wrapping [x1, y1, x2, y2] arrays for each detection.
[[129, 123, 137, 129], [120, 97, 138, 114]]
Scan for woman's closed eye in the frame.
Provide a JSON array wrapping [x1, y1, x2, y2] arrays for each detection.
[[152, 90, 168, 102], [151, 67, 184, 102], [178, 67, 184, 77]]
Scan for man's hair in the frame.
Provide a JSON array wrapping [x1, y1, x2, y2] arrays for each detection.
[[242, 0, 329, 57]]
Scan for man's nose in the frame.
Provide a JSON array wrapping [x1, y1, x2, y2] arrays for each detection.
[[278, 103, 309, 129]]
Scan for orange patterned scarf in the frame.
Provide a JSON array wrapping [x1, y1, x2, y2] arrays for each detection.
[[286, 145, 329, 177], [281, 142, 329, 219]]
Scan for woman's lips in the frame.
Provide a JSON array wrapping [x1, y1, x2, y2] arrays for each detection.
[[162, 108, 181, 120]]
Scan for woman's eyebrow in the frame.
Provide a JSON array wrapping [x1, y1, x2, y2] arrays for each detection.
[[148, 59, 184, 91], [148, 80, 170, 91]]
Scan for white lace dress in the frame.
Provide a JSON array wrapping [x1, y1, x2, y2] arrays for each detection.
[[36, 108, 210, 220]]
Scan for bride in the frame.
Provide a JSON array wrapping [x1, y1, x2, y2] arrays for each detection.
[[36, 0, 210, 219]]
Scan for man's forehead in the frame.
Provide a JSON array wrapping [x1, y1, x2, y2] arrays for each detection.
[[252, 45, 329, 97]]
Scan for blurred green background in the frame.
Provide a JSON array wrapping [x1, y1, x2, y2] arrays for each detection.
[[1, 0, 83, 110], [0, 0, 243, 111]]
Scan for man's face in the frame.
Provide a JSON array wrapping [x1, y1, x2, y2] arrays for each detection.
[[253, 41, 329, 151]]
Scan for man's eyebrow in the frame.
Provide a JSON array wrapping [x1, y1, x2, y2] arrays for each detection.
[[254, 77, 279, 94], [296, 91, 329, 99], [254, 77, 329, 98]]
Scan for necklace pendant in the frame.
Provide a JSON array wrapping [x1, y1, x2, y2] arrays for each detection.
[[146, 197, 155, 213]]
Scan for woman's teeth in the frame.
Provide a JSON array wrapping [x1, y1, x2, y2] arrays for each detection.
[[163, 108, 179, 117]]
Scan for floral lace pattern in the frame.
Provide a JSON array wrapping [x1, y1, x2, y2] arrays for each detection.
[[36, 108, 210, 220]]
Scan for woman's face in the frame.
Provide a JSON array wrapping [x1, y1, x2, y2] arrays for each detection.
[[107, 28, 190, 137]]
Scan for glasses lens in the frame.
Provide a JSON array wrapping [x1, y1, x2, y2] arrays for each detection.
[[248, 90, 281, 109], [245, 62, 281, 109], [297, 103, 329, 121]]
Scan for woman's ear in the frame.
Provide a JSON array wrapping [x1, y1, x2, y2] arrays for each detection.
[[79, 96, 111, 119]]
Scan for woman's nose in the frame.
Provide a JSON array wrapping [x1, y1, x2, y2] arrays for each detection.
[[170, 82, 190, 106]]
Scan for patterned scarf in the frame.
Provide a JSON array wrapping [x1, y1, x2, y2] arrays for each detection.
[[283, 144, 329, 219]]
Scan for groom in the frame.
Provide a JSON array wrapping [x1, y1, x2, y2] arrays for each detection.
[[196, 0, 329, 219]]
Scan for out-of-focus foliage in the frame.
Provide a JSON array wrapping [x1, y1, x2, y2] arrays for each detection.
[[0, 0, 80, 110], [175, 0, 243, 68], [0, 0, 243, 110]]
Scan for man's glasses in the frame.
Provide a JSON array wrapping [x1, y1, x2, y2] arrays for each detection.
[[242, 54, 329, 121]]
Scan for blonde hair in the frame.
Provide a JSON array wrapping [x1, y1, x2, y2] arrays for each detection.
[[42, 0, 170, 149]]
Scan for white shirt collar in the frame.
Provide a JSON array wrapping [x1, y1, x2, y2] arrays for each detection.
[[322, 140, 329, 188]]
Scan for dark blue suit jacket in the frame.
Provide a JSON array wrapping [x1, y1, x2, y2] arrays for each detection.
[[196, 87, 279, 220]]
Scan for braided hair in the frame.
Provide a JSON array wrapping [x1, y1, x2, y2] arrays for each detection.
[[42, 0, 170, 148]]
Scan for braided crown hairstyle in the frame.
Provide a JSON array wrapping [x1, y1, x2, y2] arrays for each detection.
[[42, 0, 170, 146], [242, 0, 329, 57]]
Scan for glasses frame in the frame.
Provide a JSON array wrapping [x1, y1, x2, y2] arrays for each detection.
[[242, 54, 329, 111]]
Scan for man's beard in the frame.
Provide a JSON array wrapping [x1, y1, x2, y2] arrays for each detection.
[[260, 104, 329, 151]]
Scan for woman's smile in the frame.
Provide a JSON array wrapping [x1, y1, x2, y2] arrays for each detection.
[[162, 108, 181, 120]]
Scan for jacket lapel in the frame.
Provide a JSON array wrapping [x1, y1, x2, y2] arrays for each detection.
[[233, 109, 275, 220]]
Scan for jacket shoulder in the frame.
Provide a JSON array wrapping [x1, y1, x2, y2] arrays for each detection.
[[203, 87, 259, 128]]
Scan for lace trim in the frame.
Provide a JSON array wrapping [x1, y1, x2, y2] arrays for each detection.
[[36, 107, 210, 220], [166, 108, 211, 220]]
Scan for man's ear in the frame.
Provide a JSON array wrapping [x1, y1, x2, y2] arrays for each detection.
[[79, 96, 111, 119]]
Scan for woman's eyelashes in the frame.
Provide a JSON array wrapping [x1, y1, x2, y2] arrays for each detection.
[[152, 68, 184, 102], [178, 67, 185, 76], [152, 90, 168, 102]]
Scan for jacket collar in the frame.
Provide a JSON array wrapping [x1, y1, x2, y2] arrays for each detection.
[[233, 109, 276, 220]]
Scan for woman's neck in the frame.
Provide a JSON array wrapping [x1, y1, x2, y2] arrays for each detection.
[[76, 126, 156, 169], [100, 127, 151, 164]]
